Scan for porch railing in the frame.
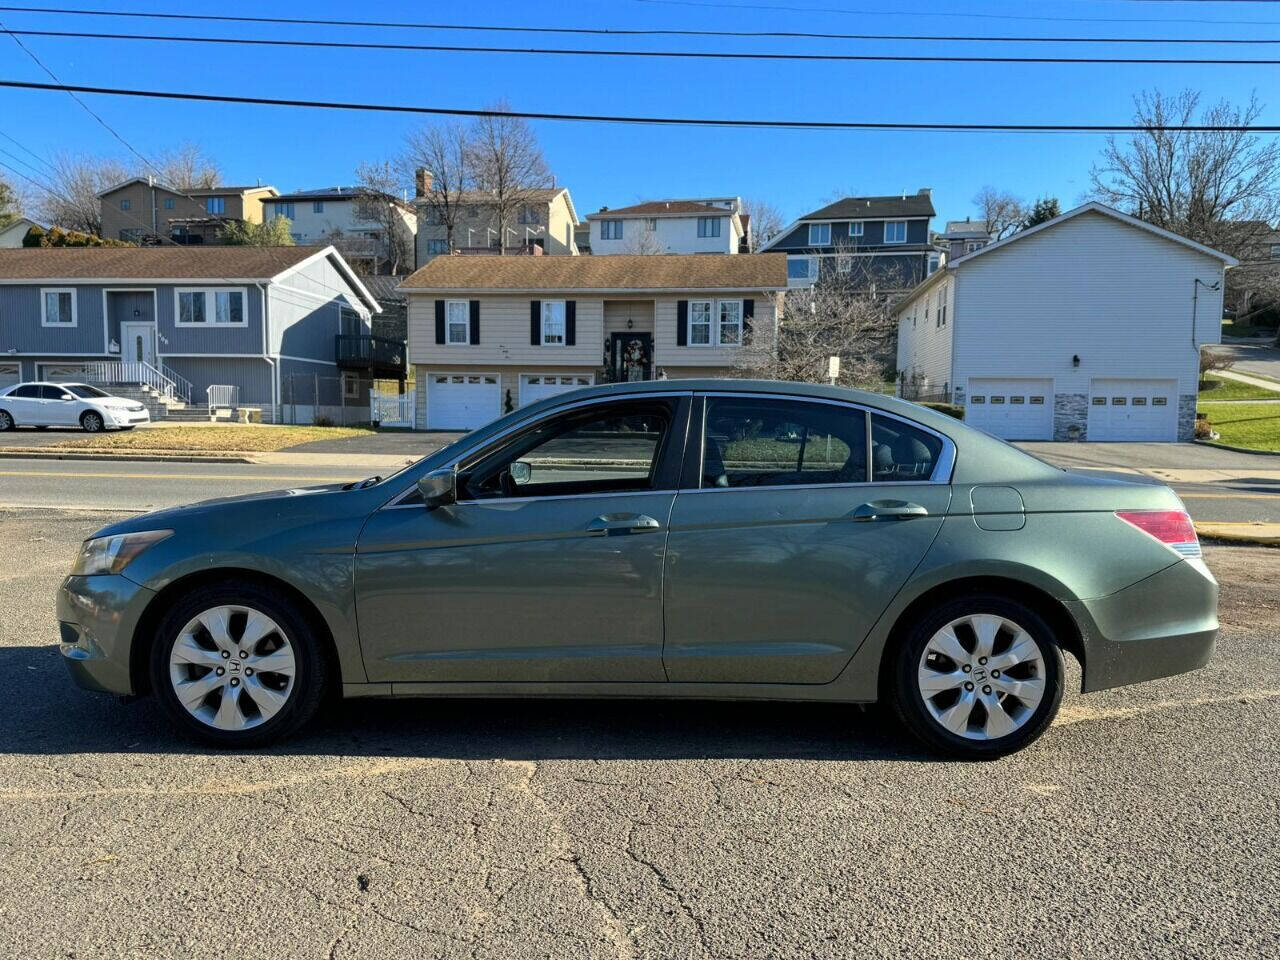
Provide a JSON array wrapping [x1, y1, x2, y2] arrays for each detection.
[[207, 384, 239, 414], [158, 362, 194, 404], [81, 360, 191, 403]]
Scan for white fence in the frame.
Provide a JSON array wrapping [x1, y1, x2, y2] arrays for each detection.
[[207, 384, 239, 414], [82, 360, 192, 402], [371, 388, 415, 428]]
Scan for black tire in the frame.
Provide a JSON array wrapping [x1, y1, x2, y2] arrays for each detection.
[[35, 425, 48, 430], [149, 580, 330, 748], [0, 409, 13, 431], [889, 594, 1064, 760], [120, 425, 136, 431], [80, 410, 104, 433]]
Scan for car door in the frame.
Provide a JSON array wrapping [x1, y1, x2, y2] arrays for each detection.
[[41, 385, 80, 426], [662, 394, 954, 684], [355, 394, 691, 683], [6, 384, 48, 425]]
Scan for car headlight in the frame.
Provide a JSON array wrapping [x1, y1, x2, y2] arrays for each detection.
[[70, 530, 172, 576]]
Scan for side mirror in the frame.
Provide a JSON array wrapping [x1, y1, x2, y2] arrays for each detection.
[[61, 394, 75, 401], [509, 460, 532, 486], [417, 468, 457, 509]]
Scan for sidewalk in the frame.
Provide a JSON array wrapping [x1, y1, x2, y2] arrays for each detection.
[[1217, 369, 1280, 392]]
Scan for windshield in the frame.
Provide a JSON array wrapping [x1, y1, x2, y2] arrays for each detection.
[[64, 384, 110, 399]]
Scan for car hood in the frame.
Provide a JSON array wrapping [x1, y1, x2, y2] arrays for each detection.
[[100, 397, 143, 408], [90, 482, 357, 537]]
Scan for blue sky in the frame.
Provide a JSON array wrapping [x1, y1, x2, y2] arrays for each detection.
[[3, 0, 1280, 228]]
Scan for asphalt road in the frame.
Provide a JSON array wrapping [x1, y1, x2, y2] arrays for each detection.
[[0, 510, 1277, 958], [1, 455, 1275, 521]]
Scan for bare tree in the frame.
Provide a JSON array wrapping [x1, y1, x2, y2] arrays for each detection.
[[29, 152, 130, 235], [467, 103, 551, 254], [151, 142, 221, 190], [1091, 89, 1280, 258], [624, 225, 666, 254], [973, 186, 1027, 241], [403, 121, 470, 253], [353, 160, 413, 274], [0, 175, 18, 226], [740, 197, 784, 251]]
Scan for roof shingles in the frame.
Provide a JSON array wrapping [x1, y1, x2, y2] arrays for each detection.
[[0, 246, 327, 280], [400, 253, 787, 291]]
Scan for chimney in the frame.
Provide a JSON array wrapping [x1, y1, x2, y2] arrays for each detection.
[[415, 167, 432, 197], [918, 187, 932, 197]]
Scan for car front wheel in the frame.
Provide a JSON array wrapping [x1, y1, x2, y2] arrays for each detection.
[[80, 410, 104, 433], [0, 409, 13, 431], [150, 582, 329, 747], [890, 595, 1064, 759]]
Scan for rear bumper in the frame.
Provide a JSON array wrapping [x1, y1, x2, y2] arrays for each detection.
[[57, 574, 155, 695], [1067, 558, 1218, 693]]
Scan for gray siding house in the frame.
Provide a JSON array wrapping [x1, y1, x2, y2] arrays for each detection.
[[760, 189, 937, 291], [0, 246, 382, 422]]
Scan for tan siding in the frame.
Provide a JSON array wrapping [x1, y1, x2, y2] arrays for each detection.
[[408, 294, 604, 366], [654, 291, 779, 369]]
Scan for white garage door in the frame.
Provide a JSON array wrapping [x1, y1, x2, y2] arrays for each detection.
[[0, 363, 18, 390], [38, 363, 90, 383], [520, 374, 593, 407], [965, 378, 1054, 440], [1088, 378, 1178, 442], [426, 373, 500, 430]]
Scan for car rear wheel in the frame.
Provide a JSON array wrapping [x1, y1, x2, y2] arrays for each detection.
[[890, 595, 1064, 759], [0, 410, 13, 431], [149, 582, 329, 747], [80, 410, 104, 433]]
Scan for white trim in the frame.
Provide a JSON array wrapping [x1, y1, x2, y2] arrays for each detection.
[[688, 298, 713, 346], [807, 222, 832, 245], [686, 297, 742, 347], [758, 214, 932, 252], [159, 352, 266, 358], [100, 286, 157, 355], [445, 299, 471, 345], [848, 221, 864, 238], [540, 299, 567, 347], [425, 369, 503, 430], [1, 276, 270, 285], [276, 354, 337, 366], [174, 286, 249, 327], [883, 220, 908, 244], [402, 285, 788, 296], [39, 287, 77, 328], [0, 351, 112, 357], [267, 244, 382, 313]]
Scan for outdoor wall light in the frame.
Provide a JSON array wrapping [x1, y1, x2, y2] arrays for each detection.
[[1072, 354, 1081, 367]]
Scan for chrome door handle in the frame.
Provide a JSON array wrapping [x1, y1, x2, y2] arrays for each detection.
[[587, 513, 662, 535], [851, 500, 929, 522]]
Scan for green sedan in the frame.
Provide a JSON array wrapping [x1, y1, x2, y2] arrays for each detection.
[[57, 380, 1217, 758]]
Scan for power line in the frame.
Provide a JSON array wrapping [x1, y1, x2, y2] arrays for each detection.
[[4, 77, 1280, 132], [0, 4, 1279, 44], [11, 27, 1280, 65]]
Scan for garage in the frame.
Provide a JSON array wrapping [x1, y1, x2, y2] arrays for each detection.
[[1088, 378, 1178, 441], [520, 374, 593, 407], [425, 372, 500, 430], [964, 378, 1054, 440], [0, 363, 18, 390], [37, 363, 91, 383]]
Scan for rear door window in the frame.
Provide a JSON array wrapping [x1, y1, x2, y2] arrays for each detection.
[[870, 414, 945, 481]]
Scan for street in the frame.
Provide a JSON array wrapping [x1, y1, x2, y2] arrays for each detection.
[[0, 508, 1278, 958]]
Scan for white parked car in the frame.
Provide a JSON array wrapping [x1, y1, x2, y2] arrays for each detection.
[[0, 382, 151, 432]]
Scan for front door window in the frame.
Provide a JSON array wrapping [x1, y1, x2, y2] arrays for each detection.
[[610, 333, 652, 383]]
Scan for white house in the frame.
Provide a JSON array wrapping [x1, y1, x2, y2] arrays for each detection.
[[265, 188, 417, 275], [893, 203, 1237, 442], [585, 199, 746, 255]]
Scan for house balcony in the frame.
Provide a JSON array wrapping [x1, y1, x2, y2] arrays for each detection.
[[335, 334, 406, 379]]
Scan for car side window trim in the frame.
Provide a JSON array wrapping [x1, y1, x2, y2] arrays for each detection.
[[686, 391, 956, 492]]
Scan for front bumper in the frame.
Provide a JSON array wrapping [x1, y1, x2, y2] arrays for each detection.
[[57, 574, 155, 695], [1068, 558, 1218, 693], [103, 407, 150, 427]]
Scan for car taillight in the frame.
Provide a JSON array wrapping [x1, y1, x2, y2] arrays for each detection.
[[1115, 510, 1201, 558]]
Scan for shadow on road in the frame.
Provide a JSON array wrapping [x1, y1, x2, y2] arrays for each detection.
[[1, 644, 936, 763]]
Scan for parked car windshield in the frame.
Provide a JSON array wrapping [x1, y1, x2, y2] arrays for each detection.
[[63, 384, 110, 399]]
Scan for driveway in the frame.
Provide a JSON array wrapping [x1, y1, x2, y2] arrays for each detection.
[[285, 428, 465, 455], [1213, 341, 1280, 382], [1016, 441, 1277, 471]]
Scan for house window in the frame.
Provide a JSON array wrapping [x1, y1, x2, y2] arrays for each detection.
[[313, 200, 325, 213], [808, 223, 831, 245], [426, 239, 449, 255], [541, 300, 566, 345], [884, 221, 908, 244], [177, 288, 247, 326], [644, 217, 657, 231], [965, 241, 984, 253], [848, 222, 864, 238], [697, 217, 722, 238], [41, 288, 76, 327], [342, 372, 360, 399], [718, 300, 742, 345], [120, 198, 131, 211], [600, 219, 623, 240], [836, 255, 852, 275], [787, 257, 818, 281], [689, 300, 713, 345], [517, 205, 540, 225], [1271, 243, 1280, 260], [119, 229, 145, 243], [273, 202, 295, 220], [163, 197, 175, 209], [446, 300, 469, 344], [205, 196, 226, 215]]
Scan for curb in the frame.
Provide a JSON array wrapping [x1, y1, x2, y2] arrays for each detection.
[[1192, 439, 1280, 458], [1195, 522, 1280, 547], [0, 449, 252, 464]]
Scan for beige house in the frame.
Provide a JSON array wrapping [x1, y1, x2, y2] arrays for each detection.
[[413, 170, 580, 264], [97, 178, 278, 244], [401, 253, 787, 429]]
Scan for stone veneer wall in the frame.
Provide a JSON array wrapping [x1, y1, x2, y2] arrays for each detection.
[[1178, 394, 1197, 442], [1053, 393, 1088, 441]]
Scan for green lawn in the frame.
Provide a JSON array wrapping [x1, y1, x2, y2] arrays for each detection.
[[1198, 374, 1280, 402], [1198, 402, 1280, 452], [57, 424, 373, 453], [1221, 320, 1276, 339]]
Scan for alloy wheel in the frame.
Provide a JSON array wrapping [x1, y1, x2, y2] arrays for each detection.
[[0, 410, 12, 430], [168, 604, 297, 731], [82, 412, 103, 432], [916, 614, 1047, 741]]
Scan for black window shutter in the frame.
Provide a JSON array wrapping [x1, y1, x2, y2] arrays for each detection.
[[469, 300, 481, 345], [530, 300, 542, 345], [434, 299, 445, 344], [742, 298, 754, 344], [565, 300, 576, 346], [676, 299, 688, 346]]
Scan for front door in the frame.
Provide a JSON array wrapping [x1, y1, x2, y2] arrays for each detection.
[[121, 321, 156, 366], [662, 395, 953, 684], [355, 394, 690, 683], [610, 332, 652, 382]]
